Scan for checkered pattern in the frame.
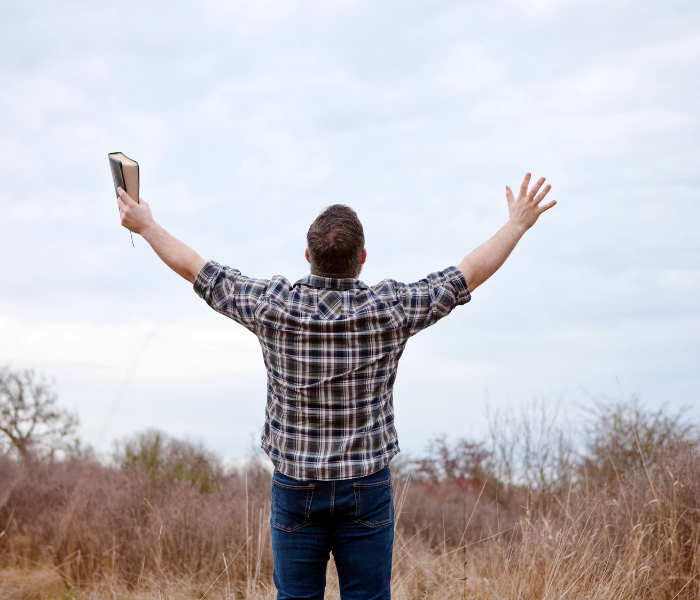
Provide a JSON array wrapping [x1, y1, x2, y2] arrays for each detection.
[[194, 261, 470, 481]]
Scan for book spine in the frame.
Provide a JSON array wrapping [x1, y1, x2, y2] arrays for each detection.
[[108, 157, 125, 197], [109, 156, 135, 247]]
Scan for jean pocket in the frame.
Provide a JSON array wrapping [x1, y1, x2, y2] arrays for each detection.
[[272, 481, 314, 532], [353, 478, 393, 528]]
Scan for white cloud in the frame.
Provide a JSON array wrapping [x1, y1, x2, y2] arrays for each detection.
[[0, 0, 698, 456], [0, 314, 261, 380], [0, 77, 88, 132], [83, 57, 110, 79], [435, 44, 507, 95], [657, 270, 700, 291], [484, 0, 610, 18], [200, 0, 365, 35], [0, 138, 38, 173], [189, 56, 363, 131]]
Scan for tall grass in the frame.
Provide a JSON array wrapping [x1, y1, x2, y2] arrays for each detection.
[[0, 455, 274, 598], [1, 399, 698, 600], [392, 443, 700, 600]]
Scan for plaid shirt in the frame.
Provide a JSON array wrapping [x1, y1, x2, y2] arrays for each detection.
[[194, 261, 470, 481]]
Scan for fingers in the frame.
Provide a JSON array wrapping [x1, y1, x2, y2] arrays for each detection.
[[528, 177, 546, 201], [116, 188, 136, 229], [538, 199, 557, 213], [117, 187, 137, 206], [519, 173, 531, 197], [534, 183, 551, 205], [509, 172, 557, 218]]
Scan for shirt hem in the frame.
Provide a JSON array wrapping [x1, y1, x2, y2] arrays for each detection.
[[261, 443, 401, 482]]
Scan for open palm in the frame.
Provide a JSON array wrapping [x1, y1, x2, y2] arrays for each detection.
[[506, 173, 557, 231]]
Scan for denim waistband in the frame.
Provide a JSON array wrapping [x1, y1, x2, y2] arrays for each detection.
[[273, 465, 391, 486]]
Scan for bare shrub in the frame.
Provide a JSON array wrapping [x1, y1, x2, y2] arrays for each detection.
[[389, 437, 700, 600], [411, 435, 491, 487], [1, 399, 699, 600], [486, 395, 576, 503], [113, 428, 223, 493], [0, 444, 273, 597], [395, 436, 516, 549], [580, 394, 697, 488]]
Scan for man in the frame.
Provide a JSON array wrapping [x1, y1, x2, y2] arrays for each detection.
[[116, 173, 555, 599]]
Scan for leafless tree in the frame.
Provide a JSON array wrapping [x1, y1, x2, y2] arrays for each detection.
[[581, 394, 697, 487], [486, 394, 576, 501], [411, 434, 491, 486], [0, 366, 79, 461]]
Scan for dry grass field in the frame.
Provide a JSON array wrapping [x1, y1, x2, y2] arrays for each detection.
[[1, 399, 699, 600]]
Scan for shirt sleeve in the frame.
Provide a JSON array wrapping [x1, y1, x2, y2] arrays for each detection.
[[396, 266, 471, 336], [193, 260, 270, 333]]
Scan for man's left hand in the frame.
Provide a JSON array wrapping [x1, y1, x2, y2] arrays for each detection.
[[117, 187, 155, 235]]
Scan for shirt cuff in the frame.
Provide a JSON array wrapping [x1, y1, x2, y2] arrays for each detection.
[[443, 265, 471, 305], [193, 260, 223, 299]]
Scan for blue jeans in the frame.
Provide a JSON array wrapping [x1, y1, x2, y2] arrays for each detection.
[[270, 467, 394, 600]]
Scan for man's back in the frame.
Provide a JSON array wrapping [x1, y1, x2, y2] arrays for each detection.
[[194, 261, 470, 480], [116, 172, 556, 599]]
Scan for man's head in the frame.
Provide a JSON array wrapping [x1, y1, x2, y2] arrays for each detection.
[[306, 204, 366, 278]]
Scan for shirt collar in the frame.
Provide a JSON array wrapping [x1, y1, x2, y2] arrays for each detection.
[[293, 274, 368, 291]]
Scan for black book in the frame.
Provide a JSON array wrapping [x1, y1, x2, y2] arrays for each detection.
[[108, 152, 139, 202], [108, 152, 139, 246]]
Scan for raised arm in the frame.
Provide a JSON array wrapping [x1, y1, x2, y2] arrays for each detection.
[[117, 188, 206, 283], [457, 173, 556, 292]]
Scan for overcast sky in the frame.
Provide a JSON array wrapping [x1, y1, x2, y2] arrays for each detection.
[[1, 0, 698, 459]]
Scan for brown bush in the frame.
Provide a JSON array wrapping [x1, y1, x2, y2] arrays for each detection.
[[0, 453, 273, 597], [1, 398, 699, 600], [388, 439, 700, 600]]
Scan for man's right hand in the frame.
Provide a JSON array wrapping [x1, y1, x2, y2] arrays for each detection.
[[506, 173, 557, 233], [116, 187, 206, 283], [456, 172, 557, 292], [117, 187, 155, 236]]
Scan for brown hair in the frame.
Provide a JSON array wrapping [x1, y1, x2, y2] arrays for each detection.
[[306, 205, 365, 278]]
